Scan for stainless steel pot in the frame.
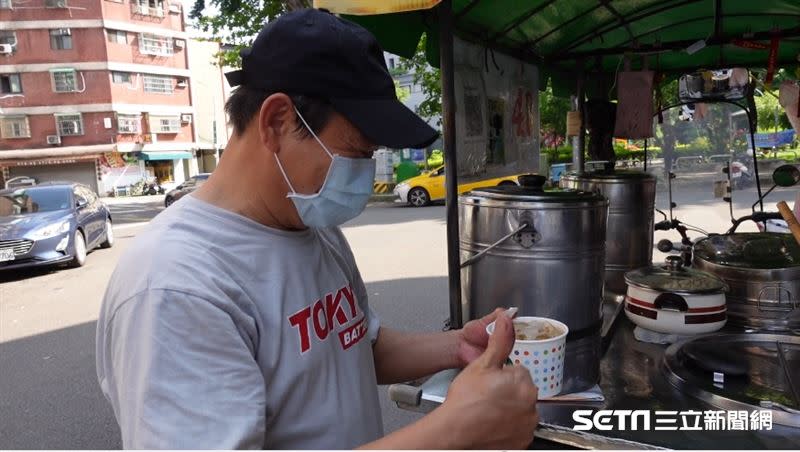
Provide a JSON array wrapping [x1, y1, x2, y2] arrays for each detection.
[[560, 170, 656, 298], [693, 233, 800, 331], [459, 178, 609, 393]]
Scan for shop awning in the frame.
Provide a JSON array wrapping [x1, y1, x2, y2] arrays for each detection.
[[325, 0, 800, 94], [139, 151, 193, 161]]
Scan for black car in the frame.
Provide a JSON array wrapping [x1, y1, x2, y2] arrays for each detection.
[[0, 182, 114, 270], [164, 173, 211, 207]]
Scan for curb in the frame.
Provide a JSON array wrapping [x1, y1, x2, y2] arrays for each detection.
[[368, 194, 398, 204]]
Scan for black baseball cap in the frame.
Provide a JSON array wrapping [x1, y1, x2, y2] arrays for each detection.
[[225, 8, 439, 149]]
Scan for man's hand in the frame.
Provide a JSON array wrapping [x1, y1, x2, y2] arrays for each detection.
[[439, 313, 539, 449], [456, 308, 507, 367]]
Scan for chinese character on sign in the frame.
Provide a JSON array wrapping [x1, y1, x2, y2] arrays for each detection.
[[750, 410, 773, 431], [654, 411, 679, 431], [728, 410, 749, 430], [703, 411, 726, 431], [678, 410, 703, 431]]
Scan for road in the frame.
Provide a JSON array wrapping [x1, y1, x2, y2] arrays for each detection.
[[0, 180, 797, 448]]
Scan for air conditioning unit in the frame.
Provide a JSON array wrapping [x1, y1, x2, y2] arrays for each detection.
[[181, 114, 192, 123], [46, 0, 67, 7], [0, 44, 13, 54], [46, 135, 62, 145], [174, 39, 185, 49], [168, 3, 181, 13], [119, 124, 138, 134], [152, 7, 164, 17], [176, 79, 187, 88]]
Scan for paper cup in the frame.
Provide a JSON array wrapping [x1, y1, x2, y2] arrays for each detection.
[[486, 316, 569, 398]]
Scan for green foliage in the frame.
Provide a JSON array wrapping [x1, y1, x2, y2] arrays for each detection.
[[397, 34, 442, 126], [395, 81, 410, 103], [754, 90, 792, 132], [539, 80, 571, 137]]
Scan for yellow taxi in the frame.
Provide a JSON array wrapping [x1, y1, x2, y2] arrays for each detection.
[[393, 166, 524, 207]]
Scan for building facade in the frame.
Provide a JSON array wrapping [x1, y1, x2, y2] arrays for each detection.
[[187, 38, 228, 173], [0, 0, 199, 194]]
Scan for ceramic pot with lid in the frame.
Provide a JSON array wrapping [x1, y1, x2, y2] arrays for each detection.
[[624, 256, 727, 334]]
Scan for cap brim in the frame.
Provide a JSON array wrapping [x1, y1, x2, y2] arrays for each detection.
[[331, 98, 439, 149]]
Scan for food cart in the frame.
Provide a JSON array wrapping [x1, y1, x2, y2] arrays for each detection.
[[316, 0, 800, 448]]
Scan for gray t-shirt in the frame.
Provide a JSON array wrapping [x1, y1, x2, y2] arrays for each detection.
[[96, 195, 383, 449]]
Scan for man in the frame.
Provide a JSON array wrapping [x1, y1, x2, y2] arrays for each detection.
[[96, 9, 539, 449]]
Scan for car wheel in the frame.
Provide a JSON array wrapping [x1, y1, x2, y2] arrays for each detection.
[[100, 218, 114, 249], [70, 230, 87, 268], [498, 180, 517, 186], [165, 196, 174, 208], [408, 187, 430, 207]]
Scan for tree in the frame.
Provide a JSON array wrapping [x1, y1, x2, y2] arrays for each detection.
[[538, 80, 570, 148], [396, 34, 442, 126]]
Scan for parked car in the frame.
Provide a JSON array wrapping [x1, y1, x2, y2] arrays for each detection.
[[0, 182, 113, 270], [164, 173, 211, 207], [394, 166, 525, 207]]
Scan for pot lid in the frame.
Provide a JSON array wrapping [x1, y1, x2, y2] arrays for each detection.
[[469, 174, 606, 203], [625, 256, 727, 293], [694, 233, 800, 269], [662, 333, 800, 427]]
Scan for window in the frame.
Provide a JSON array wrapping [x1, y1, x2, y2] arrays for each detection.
[[143, 75, 173, 94], [112, 71, 132, 85], [411, 83, 422, 93], [149, 115, 180, 133], [51, 69, 78, 92], [0, 116, 30, 139], [139, 33, 173, 56], [117, 114, 140, 133], [0, 31, 16, 47], [50, 29, 73, 50], [45, 0, 67, 7], [0, 0, 12, 9], [55, 114, 83, 136], [388, 58, 396, 69], [133, 0, 164, 16], [106, 29, 127, 44], [0, 73, 21, 94], [76, 186, 97, 204]]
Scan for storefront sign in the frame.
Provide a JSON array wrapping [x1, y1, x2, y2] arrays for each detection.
[[1, 154, 100, 168]]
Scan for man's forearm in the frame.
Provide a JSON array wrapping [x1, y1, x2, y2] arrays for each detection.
[[372, 327, 462, 385]]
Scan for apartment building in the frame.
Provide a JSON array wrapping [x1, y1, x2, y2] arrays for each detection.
[[187, 38, 228, 173], [0, 0, 199, 194]]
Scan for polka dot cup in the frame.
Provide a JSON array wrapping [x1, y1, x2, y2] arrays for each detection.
[[486, 316, 569, 399]]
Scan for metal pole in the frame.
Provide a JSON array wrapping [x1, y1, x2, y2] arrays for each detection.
[[573, 73, 586, 172], [440, 0, 463, 329]]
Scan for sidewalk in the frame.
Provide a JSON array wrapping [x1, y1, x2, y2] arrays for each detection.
[[101, 194, 165, 205]]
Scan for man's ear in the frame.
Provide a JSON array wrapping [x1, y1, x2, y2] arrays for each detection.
[[257, 93, 296, 155]]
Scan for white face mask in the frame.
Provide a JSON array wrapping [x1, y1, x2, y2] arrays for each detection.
[[273, 107, 376, 228]]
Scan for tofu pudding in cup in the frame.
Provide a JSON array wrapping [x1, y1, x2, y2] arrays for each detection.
[[486, 316, 569, 398]]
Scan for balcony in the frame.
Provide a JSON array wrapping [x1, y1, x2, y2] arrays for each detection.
[[131, 3, 165, 19]]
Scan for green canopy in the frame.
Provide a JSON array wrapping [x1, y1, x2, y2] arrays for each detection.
[[346, 0, 800, 91]]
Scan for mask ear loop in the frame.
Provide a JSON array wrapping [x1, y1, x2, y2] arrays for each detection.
[[294, 106, 334, 160], [273, 152, 297, 194]]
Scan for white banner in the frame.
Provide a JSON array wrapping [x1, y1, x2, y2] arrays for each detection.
[[453, 37, 539, 179]]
